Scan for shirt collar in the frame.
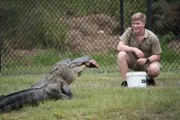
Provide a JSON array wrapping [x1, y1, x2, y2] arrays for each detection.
[[130, 28, 148, 38], [144, 29, 148, 38]]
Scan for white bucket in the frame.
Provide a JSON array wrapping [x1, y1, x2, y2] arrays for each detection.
[[126, 72, 147, 88]]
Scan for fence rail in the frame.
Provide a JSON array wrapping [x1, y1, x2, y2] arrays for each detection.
[[0, 0, 180, 75]]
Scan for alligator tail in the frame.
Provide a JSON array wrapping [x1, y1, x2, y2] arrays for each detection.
[[0, 87, 45, 113]]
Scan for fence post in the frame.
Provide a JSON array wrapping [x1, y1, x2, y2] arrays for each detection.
[[0, 31, 1, 73], [0, 15, 1, 73], [120, 0, 124, 35], [147, 0, 152, 30]]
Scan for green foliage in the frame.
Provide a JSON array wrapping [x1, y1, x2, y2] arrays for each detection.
[[159, 32, 175, 44], [91, 49, 117, 67], [159, 33, 180, 62], [32, 49, 60, 66], [151, 0, 175, 35]]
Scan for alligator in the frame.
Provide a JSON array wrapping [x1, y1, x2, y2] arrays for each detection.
[[0, 55, 99, 113]]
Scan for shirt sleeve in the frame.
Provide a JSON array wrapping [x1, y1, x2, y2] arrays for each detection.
[[119, 28, 131, 45], [151, 36, 162, 54]]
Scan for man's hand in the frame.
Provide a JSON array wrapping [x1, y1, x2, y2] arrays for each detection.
[[134, 48, 144, 58], [137, 58, 147, 65]]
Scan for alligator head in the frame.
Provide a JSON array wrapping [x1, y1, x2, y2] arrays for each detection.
[[48, 55, 99, 85], [50, 55, 99, 79]]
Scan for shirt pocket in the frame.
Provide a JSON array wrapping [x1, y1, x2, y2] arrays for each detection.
[[129, 39, 138, 47], [141, 43, 151, 51]]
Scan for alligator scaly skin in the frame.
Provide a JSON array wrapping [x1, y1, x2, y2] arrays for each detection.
[[0, 55, 92, 113]]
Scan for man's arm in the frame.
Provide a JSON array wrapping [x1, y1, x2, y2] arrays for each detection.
[[117, 41, 135, 52], [117, 41, 144, 58], [137, 54, 160, 65], [148, 54, 160, 63]]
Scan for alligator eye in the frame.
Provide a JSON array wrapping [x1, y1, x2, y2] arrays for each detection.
[[69, 64, 76, 69]]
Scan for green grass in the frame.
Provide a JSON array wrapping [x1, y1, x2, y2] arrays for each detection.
[[0, 72, 180, 120]]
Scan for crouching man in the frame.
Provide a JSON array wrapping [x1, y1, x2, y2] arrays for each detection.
[[116, 12, 162, 87]]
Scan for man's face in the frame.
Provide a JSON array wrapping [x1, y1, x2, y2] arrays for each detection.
[[132, 19, 145, 34]]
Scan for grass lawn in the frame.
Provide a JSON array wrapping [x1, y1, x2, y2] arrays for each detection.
[[0, 72, 180, 120]]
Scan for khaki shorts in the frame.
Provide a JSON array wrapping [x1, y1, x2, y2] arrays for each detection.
[[127, 52, 161, 71]]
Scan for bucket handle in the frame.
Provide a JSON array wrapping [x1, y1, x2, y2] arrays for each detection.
[[131, 62, 138, 76]]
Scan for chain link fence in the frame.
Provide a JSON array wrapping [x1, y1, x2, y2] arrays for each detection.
[[0, 0, 180, 75]]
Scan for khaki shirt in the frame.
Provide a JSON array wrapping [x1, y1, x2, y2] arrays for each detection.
[[119, 28, 162, 58]]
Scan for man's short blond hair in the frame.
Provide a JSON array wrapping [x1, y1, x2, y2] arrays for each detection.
[[131, 12, 146, 24]]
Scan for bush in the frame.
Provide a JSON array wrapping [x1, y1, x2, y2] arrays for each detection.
[[159, 33, 180, 62]]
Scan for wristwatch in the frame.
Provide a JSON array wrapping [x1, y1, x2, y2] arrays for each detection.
[[145, 58, 150, 64]]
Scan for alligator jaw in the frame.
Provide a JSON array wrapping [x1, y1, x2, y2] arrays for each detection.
[[71, 64, 86, 77]]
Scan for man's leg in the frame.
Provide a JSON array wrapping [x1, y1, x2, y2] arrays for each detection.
[[117, 51, 134, 86], [117, 51, 129, 81], [118, 52, 142, 86], [146, 62, 161, 86], [147, 62, 161, 78]]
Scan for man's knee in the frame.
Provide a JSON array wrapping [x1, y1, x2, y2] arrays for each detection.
[[147, 62, 160, 77], [117, 51, 128, 60]]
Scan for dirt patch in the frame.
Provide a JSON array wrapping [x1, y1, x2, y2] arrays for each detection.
[[62, 14, 120, 52]]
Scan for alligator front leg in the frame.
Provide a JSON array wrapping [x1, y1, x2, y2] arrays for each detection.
[[45, 83, 72, 100], [61, 84, 73, 98]]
